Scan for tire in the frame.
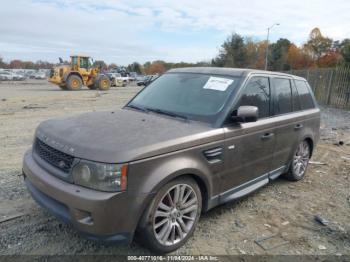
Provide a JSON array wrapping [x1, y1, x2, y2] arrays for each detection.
[[284, 140, 311, 181], [66, 75, 82, 90], [137, 177, 202, 254], [95, 75, 111, 90]]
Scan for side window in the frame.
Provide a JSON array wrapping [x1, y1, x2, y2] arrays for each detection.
[[294, 80, 315, 109], [273, 78, 292, 114], [80, 58, 88, 69], [236, 76, 270, 118]]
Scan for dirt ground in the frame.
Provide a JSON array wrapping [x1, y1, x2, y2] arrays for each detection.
[[0, 79, 349, 255]]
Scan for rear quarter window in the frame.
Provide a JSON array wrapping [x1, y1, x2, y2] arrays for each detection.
[[294, 80, 315, 110]]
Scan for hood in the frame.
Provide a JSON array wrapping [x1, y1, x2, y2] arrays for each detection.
[[35, 109, 223, 163]]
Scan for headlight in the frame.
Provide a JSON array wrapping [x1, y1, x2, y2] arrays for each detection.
[[71, 160, 127, 192]]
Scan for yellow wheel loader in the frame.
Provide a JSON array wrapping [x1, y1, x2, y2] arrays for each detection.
[[49, 55, 111, 91]]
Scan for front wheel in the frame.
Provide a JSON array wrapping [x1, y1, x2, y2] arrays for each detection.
[[138, 177, 202, 253], [66, 75, 82, 90], [284, 140, 311, 181]]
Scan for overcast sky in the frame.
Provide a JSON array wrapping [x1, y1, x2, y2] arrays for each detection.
[[0, 0, 349, 65]]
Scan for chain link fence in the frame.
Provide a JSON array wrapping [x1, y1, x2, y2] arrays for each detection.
[[287, 66, 350, 109]]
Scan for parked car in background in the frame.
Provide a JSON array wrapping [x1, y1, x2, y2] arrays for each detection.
[[135, 75, 145, 81], [34, 72, 47, 80], [128, 72, 138, 81], [136, 74, 159, 86], [0, 71, 13, 80], [107, 72, 126, 87], [0, 71, 25, 81], [27, 72, 37, 79]]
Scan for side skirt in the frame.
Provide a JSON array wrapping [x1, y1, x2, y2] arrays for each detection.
[[207, 165, 286, 209], [219, 174, 269, 204], [269, 166, 286, 180]]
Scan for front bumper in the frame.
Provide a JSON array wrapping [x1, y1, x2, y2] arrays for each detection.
[[23, 150, 147, 243]]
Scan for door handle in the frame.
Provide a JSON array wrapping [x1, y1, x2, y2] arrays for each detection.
[[294, 124, 303, 130], [261, 132, 274, 140]]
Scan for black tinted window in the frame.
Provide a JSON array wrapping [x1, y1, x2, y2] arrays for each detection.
[[295, 80, 315, 109], [273, 78, 292, 114], [236, 76, 270, 118], [80, 57, 89, 69]]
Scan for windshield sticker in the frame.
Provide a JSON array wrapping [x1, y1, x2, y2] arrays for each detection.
[[203, 76, 234, 91]]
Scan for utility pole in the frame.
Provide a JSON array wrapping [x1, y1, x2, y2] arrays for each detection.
[[264, 23, 280, 70]]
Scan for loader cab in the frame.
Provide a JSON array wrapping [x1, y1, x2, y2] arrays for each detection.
[[70, 56, 92, 70]]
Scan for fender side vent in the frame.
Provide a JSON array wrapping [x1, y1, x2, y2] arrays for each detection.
[[203, 147, 223, 163]]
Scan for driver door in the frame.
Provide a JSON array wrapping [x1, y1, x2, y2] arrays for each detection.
[[221, 75, 275, 195]]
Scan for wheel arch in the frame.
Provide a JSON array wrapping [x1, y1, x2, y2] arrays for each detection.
[[302, 135, 314, 157], [64, 72, 83, 83], [284, 134, 315, 176], [135, 169, 212, 234]]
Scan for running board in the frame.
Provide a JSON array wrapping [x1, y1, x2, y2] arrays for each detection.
[[218, 165, 286, 204], [268, 165, 286, 180], [221, 178, 269, 203], [219, 175, 269, 204]]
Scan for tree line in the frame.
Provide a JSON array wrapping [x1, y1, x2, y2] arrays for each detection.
[[0, 58, 54, 70], [211, 27, 350, 71], [1, 27, 349, 74]]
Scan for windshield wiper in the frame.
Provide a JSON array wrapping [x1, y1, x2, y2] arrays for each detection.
[[145, 107, 188, 121], [127, 104, 148, 113]]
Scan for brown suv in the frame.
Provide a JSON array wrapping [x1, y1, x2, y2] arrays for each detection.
[[23, 67, 320, 253]]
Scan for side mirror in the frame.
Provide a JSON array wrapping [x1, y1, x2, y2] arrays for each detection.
[[234, 106, 259, 122]]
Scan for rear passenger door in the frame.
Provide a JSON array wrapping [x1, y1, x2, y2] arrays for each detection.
[[270, 77, 303, 174]]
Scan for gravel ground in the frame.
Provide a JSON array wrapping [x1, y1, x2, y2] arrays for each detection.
[[0, 80, 349, 255]]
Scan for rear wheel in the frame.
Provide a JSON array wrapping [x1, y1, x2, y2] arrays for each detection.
[[284, 140, 311, 181], [138, 177, 202, 253], [66, 75, 82, 90], [95, 75, 111, 90]]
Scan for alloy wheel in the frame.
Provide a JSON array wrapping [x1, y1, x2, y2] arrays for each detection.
[[153, 184, 198, 246], [293, 141, 310, 177]]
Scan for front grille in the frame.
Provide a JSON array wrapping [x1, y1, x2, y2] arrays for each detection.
[[34, 138, 74, 173]]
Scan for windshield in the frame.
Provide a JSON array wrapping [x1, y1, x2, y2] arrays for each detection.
[[128, 73, 241, 123]]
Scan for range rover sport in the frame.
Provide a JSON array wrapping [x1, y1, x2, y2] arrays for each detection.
[[22, 67, 320, 253]]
